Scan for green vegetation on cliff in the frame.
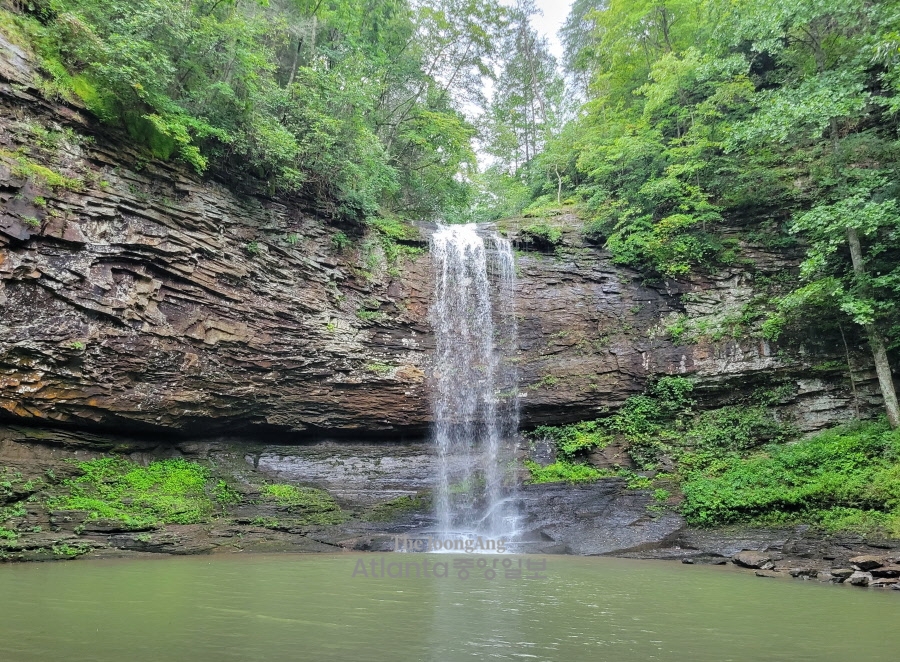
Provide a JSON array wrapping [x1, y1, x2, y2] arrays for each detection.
[[1, 0, 501, 221], [527, 379, 900, 537], [681, 421, 900, 534], [51, 457, 216, 528]]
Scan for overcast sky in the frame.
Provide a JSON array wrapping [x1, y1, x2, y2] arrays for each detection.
[[526, 0, 573, 61]]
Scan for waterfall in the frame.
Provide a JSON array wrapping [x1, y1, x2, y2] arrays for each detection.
[[429, 224, 519, 540]]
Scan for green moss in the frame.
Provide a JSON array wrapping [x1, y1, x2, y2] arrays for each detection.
[[260, 484, 347, 525], [49, 457, 215, 529], [0, 149, 83, 190], [51, 543, 90, 559], [364, 494, 430, 522], [356, 309, 384, 322], [520, 220, 563, 250]]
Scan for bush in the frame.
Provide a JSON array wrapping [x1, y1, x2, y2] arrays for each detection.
[[531, 420, 611, 459], [680, 420, 900, 533], [524, 460, 607, 484]]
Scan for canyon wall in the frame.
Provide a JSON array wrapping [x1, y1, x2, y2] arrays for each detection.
[[0, 35, 881, 442]]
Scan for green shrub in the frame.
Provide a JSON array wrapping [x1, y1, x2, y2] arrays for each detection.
[[332, 232, 351, 251], [531, 421, 611, 459], [680, 420, 900, 533], [524, 460, 607, 484]]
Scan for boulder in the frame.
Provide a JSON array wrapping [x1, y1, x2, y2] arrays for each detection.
[[870, 578, 899, 588], [849, 555, 884, 571], [829, 568, 854, 579], [870, 564, 900, 578], [848, 571, 873, 587], [732, 550, 772, 569]]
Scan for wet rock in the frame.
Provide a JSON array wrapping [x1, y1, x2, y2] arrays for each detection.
[[755, 570, 779, 578], [870, 578, 899, 588], [848, 571, 873, 587], [516, 480, 684, 556], [829, 568, 854, 579], [849, 555, 884, 571], [732, 550, 773, 569], [788, 567, 817, 578], [871, 564, 900, 578]]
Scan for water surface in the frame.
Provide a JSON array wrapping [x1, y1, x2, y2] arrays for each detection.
[[1, 553, 897, 661]]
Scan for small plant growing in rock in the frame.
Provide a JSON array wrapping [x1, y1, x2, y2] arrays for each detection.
[[246, 241, 260, 255], [33, 196, 46, 207], [286, 233, 300, 245], [365, 362, 393, 376], [22, 216, 41, 228], [70, 341, 86, 351], [332, 231, 351, 252]]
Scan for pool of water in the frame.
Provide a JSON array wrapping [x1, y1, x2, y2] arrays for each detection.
[[1, 553, 897, 661]]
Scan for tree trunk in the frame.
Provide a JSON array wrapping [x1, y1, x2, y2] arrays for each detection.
[[554, 164, 562, 204], [847, 227, 900, 428]]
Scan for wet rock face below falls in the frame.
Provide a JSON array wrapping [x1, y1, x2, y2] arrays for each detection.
[[0, 37, 879, 438]]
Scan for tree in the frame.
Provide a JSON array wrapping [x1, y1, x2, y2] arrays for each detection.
[[725, 0, 900, 427]]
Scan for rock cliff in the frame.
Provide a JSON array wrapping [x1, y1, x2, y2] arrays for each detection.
[[0, 34, 881, 441]]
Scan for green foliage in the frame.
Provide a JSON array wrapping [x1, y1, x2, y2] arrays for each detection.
[[50, 457, 214, 528], [0, 149, 82, 190], [681, 420, 900, 534], [213, 480, 241, 506], [356, 309, 384, 322], [519, 220, 563, 250], [0, 527, 18, 541], [331, 232, 351, 252], [51, 542, 90, 558], [259, 483, 346, 525], [609, 376, 694, 441], [524, 459, 606, 484], [0, 1, 501, 221], [532, 420, 611, 460]]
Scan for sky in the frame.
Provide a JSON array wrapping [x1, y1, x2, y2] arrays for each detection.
[[525, 0, 574, 62]]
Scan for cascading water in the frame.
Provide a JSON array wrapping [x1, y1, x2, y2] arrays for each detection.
[[429, 224, 519, 541]]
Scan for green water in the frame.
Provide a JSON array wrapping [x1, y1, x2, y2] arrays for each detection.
[[1, 553, 898, 661]]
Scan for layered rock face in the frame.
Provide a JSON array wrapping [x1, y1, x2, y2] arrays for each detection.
[[0, 36, 879, 440]]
